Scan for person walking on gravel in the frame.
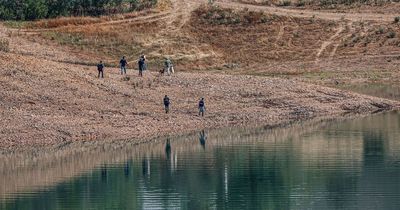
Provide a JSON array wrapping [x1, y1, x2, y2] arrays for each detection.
[[164, 58, 174, 76], [198, 98, 205, 117], [97, 61, 105, 78], [120, 56, 128, 75], [138, 55, 146, 77], [164, 95, 170, 114]]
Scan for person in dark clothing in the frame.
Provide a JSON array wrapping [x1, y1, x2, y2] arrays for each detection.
[[138, 55, 146, 77], [120, 56, 128, 75], [198, 98, 205, 116], [163, 95, 170, 113], [97, 61, 104, 78]]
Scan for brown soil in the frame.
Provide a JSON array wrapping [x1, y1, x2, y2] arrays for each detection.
[[231, 0, 400, 14], [10, 0, 399, 86], [1, 0, 400, 149]]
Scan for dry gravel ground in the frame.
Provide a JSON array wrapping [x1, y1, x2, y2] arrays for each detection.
[[1, 0, 400, 149], [0, 49, 399, 149]]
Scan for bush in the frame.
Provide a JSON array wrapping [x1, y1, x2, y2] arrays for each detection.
[[376, 26, 385, 34], [296, 0, 306, 7], [279, 0, 292, 6], [25, 0, 48, 20], [394, 16, 400, 23], [0, 38, 10, 52], [387, 31, 396, 39]]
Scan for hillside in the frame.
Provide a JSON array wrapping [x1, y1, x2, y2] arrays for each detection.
[[0, 0, 399, 148], [8, 0, 400, 85]]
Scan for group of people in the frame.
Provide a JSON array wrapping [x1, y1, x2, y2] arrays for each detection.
[[96, 55, 206, 117], [164, 95, 206, 116], [96, 55, 174, 78]]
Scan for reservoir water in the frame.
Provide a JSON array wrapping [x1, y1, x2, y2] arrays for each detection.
[[1, 111, 399, 210]]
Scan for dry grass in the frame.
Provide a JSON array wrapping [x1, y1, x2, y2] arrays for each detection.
[[339, 22, 400, 55], [32, 17, 103, 29], [156, 0, 173, 11], [190, 5, 337, 63], [233, 0, 400, 13], [235, 0, 399, 6], [193, 4, 271, 25], [29, 13, 165, 66], [9, 0, 400, 84], [29, 9, 160, 29]]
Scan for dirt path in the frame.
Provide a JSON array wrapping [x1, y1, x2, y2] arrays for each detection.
[[215, 1, 396, 22], [275, 25, 285, 43], [315, 23, 345, 63], [197, 0, 396, 63]]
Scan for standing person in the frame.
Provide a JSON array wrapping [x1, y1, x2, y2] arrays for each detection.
[[163, 95, 170, 114], [120, 56, 128, 75], [198, 98, 205, 117], [97, 61, 104, 78], [138, 55, 146, 77], [164, 58, 174, 75]]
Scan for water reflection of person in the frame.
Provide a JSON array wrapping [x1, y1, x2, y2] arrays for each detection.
[[101, 164, 107, 182], [124, 160, 130, 178], [165, 138, 171, 160], [142, 159, 148, 176], [199, 130, 207, 150]]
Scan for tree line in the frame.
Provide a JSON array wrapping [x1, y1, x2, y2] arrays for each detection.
[[0, 0, 158, 21]]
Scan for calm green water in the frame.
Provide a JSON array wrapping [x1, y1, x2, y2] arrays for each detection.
[[1, 112, 400, 210], [338, 83, 400, 101]]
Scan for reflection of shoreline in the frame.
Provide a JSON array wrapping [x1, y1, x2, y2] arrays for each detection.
[[0, 111, 399, 201]]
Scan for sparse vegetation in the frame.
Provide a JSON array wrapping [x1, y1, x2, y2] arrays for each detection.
[[296, 0, 306, 7], [3, 21, 30, 29], [194, 5, 271, 25], [387, 31, 396, 38], [318, 0, 395, 7], [0, 38, 9, 52], [278, 0, 292, 6], [377, 26, 386, 34], [41, 31, 85, 46], [32, 17, 103, 29], [395, 16, 400, 23], [235, 0, 400, 10]]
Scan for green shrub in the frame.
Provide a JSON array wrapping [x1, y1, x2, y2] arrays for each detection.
[[394, 16, 400, 23]]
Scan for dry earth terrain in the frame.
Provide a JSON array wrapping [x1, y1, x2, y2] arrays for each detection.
[[0, 0, 400, 149], [11, 0, 400, 86]]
